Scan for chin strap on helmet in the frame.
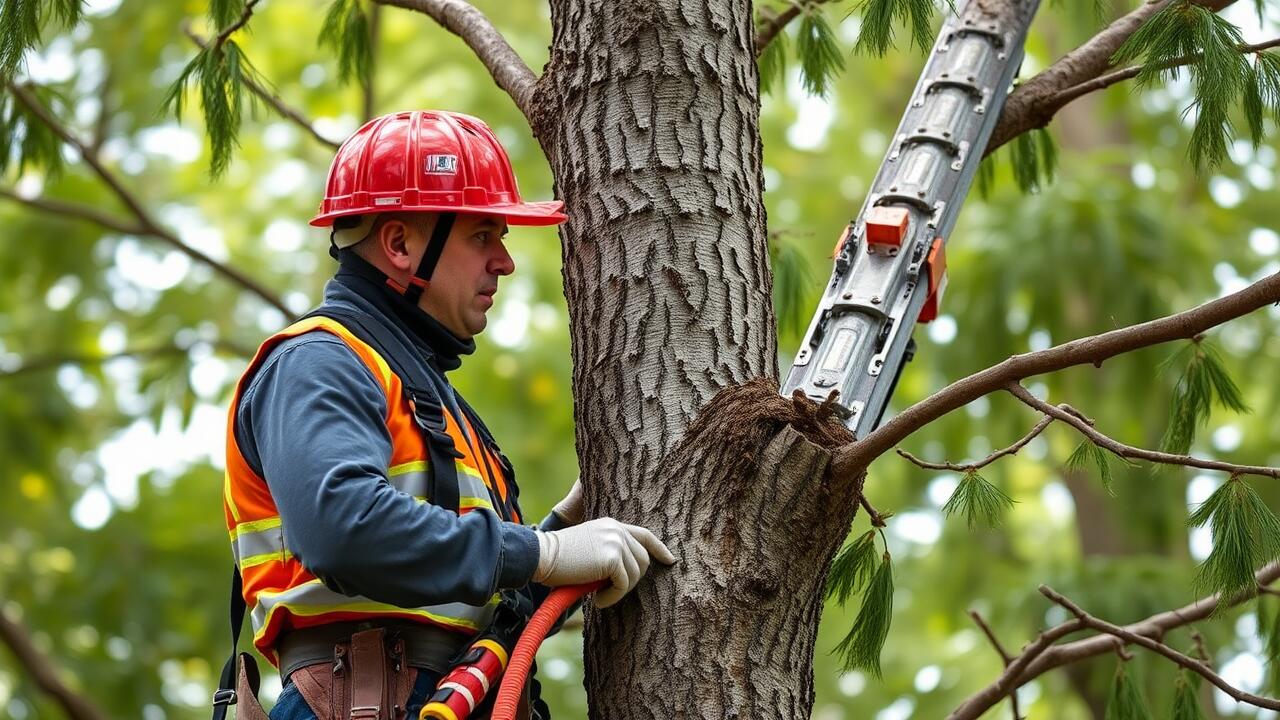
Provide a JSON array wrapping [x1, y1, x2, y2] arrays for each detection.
[[390, 212, 455, 305]]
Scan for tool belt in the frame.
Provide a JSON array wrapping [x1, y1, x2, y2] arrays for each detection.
[[284, 626, 423, 720]]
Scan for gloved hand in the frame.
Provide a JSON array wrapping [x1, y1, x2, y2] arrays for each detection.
[[551, 477, 585, 526], [533, 518, 676, 607]]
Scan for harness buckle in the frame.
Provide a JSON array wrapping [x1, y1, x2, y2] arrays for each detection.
[[212, 689, 238, 707]]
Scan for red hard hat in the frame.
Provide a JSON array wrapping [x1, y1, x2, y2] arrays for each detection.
[[310, 110, 566, 228]]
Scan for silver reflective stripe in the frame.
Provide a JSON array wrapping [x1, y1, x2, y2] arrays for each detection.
[[250, 580, 496, 635], [231, 524, 287, 567], [387, 463, 495, 508]]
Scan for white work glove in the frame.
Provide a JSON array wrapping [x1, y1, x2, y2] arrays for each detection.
[[533, 518, 676, 608], [551, 477, 585, 526]]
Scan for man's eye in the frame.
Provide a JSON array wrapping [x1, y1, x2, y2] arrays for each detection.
[[474, 232, 490, 244]]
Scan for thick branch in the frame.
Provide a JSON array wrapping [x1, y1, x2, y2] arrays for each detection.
[[1006, 383, 1280, 479], [373, 0, 538, 120], [1041, 585, 1280, 710], [183, 27, 340, 150], [5, 81, 291, 316], [0, 606, 108, 720], [949, 562, 1280, 719], [897, 415, 1053, 472], [986, 0, 1238, 154], [835, 271, 1280, 475]]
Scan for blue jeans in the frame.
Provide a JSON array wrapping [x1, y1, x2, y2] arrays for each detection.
[[269, 668, 441, 719]]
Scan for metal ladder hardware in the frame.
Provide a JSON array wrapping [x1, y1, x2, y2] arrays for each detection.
[[781, 0, 1040, 438]]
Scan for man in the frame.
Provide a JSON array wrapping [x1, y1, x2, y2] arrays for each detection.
[[217, 110, 673, 720]]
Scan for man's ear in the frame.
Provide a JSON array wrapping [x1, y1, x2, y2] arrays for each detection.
[[376, 219, 414, 273]]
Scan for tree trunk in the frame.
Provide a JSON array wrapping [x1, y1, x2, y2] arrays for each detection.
[[528, 0, 867, 717]]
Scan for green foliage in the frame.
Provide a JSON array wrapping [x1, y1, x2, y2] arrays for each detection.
[[770, 232, 816, 338], [827, 530, 879, 603], [163, 40, 269, 177], [1065, 439, 1119, 496], [1187, 477, 1280, 603], [833, 549, 894, 677], [1105, 662, 1153, 720], [1264, 596, 1280, 696], [1008, 127, 1058, 193], [0, 0, 83, 79], [0, 82, 65, 176], [797, 11, 845, 96], [852, 0, 936, 56], [1112, 1, 1254, 168], [942, 470, 1014, 528], [1170, 670, 1205, 720], [320, 0, 372, 89], [758, 25, 788, 95], [1244, 53, 1280, 146], [1158, 339, 1248, 455], [209, 0, 245, 30], [974, 153, 995, 199]]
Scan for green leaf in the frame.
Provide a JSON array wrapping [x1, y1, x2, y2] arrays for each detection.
[[797, 11, 844, 96], [0, 0, 83, 80], [320, 0, 373, 89], [826, 529, 878, 603], [758, 24, 788, 95], [942, 470, 1015, 529], [1188, 478, 1280, 604], [1171, 670, 1206, 720], [1159, 339, 1248, 455], [209, 0, 244, 30], [770, 232, 815, 338], [833, 550, 894, 677], [1105, 662, 1153, 720]]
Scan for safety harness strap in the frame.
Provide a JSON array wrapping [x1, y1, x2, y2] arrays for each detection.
[[211, 567, 248, 720], [302, 305, 464, 515], [404, 212, 455, 305]]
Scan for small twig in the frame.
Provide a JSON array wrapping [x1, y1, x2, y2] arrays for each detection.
[[1005, 382, 1280, 480], [5, 80, 290, 316], [898, 416, 1053, 472], [0, 342, 253, 379], [0, 188, 148, 236], [0, 605, 108, 720], [1041, 584, 1280, 711], [214, 0, 262, 49], [1049, 37, 1280, 112], [860, 496, 887, 527], [968, 610, 1022, 720], [1259, 584, 1280, 598], [1189, 630, 1211, 663], [183, 26, 340, 150]]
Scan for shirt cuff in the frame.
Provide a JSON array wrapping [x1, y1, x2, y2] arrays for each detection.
[[496, 523, 540, 589], [538, 511, 570, 532]]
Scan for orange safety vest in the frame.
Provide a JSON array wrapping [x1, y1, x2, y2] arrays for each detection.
[[223, 315, 521, 664]]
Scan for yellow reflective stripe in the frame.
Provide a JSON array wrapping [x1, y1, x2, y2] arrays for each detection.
[[223, 473, 242, 524], [386, 462, 496, 512], [230, 518, 288, 569], [250, 580, 496, 643], [231, 517, 282, 539], [239, 549, 293, 570], [388, 460, 427, 476]]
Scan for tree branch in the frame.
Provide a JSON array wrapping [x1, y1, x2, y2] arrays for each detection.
[[214, 0, 262, 49], [897, 415, 1053, 472], [183, 27, 340, 150], [5, 81, 291, 316], [373, 0, 538, 120], [755, 0, 836, 57], [949, 561, 1280, 719], [968, 610, 1022, 720], [986, 0, 1239, 155], [834, 271, 1280, 475], [1, 341, 254, 378], [0, 605, 108, 720], [1040, 584, 1280, 711], [1047, 37, 1280, 112], [1005, 382, 1280, 479], [0, 188, 148, 236]]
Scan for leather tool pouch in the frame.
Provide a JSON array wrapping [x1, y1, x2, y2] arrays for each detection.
[[290, 628, 417, 720]]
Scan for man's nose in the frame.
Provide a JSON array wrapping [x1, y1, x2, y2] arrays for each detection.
[[490, 240, 515, 276]]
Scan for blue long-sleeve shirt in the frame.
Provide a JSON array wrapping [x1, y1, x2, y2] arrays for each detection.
[[233, 268, 542, 608]]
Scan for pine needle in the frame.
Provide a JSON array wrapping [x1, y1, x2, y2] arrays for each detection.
[[0, 0, 83, 80], [1091, 444, 1116, 497], [1066, 439, 1091, 472], [974, 153, 996, 198], [163, 40, 271, 177], [833, 551, 894, 677], [1171, 670, 1206, 720], [770, 232, 815, 338], [1188, 477, 1280, 604], [320, 0, 374, 89], [758, 26, 788, 95], [1106, 662, 1153, 720], [827, 530, 879, 603], [1159, 339, 1249, 455], [1264, 596, 1280, 696], [797, 11, 845, 96], [853, 0, 936, 56], [943, 470, 1015, 529], [1009, 128, 1057, 193], [210, 0, 244, 30], [0, 82, 65, 176]]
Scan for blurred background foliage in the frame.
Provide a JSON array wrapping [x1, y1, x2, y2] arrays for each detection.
[[1, 0, 1279, 718]]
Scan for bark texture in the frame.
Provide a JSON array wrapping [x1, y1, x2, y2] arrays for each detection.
[[529, 1, 859, 715]]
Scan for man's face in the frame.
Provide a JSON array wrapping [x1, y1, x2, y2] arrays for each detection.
[[414, 213, 514, 339]]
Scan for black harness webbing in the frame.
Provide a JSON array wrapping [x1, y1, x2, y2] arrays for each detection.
[[404, 212, 455, 305]]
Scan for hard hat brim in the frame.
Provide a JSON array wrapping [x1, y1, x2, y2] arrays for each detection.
[[310, 200, 567, 228]]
